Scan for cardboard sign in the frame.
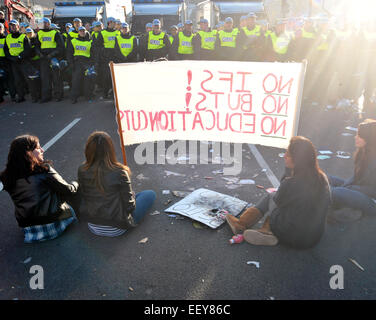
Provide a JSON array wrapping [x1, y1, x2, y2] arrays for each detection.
[[111, 60, 306, 149]]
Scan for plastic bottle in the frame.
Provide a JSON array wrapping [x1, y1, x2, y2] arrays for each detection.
[[229, 234, 244, 244]]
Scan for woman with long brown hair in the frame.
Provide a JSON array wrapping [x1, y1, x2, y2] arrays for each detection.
[[329, 119, 376, 216], [226, 136, 331, 249], [0, 135, 79, 243], [78, 131, 156, 237]]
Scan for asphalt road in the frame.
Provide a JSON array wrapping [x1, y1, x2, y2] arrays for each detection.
[[0, 93, 375, 300]]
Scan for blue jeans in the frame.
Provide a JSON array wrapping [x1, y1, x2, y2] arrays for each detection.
[[132, 190, 157, 224], [328, 176, 376, 216]]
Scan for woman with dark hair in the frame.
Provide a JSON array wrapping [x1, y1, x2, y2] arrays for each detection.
[[78, 131, 156, 237], [329, 119, 376, 216], [0, 135, 79, 243], [226, 136, 331, 249]]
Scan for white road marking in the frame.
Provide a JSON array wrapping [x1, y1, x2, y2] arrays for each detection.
[[42, 118, 81, 152], [247, 144, 280, 188]]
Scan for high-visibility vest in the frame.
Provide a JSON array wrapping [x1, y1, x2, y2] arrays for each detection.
[[198, 30, 216, 50], [270, 31, 290, 55], [169, 35, 174, 44], [0, 37, 5, 57], [242, 25, 261, 37], [71, 38, 92, 58], [178, 32, 194, 54], [116, 35, 134, 57], [218, 28, 239, 48], [38, 30, 57, 49], [62, 33, 68, 48], [91, 31, 99, 39], [101, 29, 118, 48], [317, 33, 329, 51], [6, 33, 26, 56], [69, 30, 79, 39], [242, 25, 261, 49], [301, 28, 315, 39], [147, 31, 166, 50]]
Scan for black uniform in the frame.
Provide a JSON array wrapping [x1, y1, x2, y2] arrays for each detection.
[[4, 31, 37, 103], [0, 33, 16, 102], [93, 28, 118, 99], [35, 27, 65, 102], [67, 32, 95, 102]]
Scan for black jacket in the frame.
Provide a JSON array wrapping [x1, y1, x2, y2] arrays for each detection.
[[4, 166, 78, 228], [270, 171, 331, 249], [77, 166, 136, 229]]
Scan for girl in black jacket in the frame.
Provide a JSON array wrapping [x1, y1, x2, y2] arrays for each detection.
[[0, 135, 78, 243], [226, 136, 331, 249], [329, 119, 376, 217], [78, 131, 156, 237]]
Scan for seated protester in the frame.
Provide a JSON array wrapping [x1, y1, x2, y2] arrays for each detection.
[[0, 135, 79, 243], [226, 136, 331, 249], [114, 22, 138, 63], [328, 119, 376, 216], [67, 26, 95, 104], [78, 131, 156, 237]]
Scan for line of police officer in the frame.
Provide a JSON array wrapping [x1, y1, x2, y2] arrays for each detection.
[[1, 13, 375, 113]]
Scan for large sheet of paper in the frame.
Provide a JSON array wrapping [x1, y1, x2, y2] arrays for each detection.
[[111, 60, 305, 149], [165, 188, 248, 229]]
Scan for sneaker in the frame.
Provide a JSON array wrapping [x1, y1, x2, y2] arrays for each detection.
[[243, 229, 278, 246]]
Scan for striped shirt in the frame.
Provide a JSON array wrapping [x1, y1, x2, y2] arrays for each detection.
[[87, 223, 127, 237]]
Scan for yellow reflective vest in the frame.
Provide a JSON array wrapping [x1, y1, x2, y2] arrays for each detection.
[[197, 30, 217, 50], [116, 35, 135, 57], [101, 29, 118, 49], [147, 31, 166, 50], [178, 32, 194, 54], [270, 31, 290, 55], [71, 38, 92, 58], [38, 30, 57, 49], [6, 33, 26, 56], [218, 28, 239, 48], [0, 37, 5, 57]]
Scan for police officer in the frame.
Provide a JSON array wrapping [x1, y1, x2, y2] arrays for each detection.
[[62, 23, 72, 48], [4, 20, 35, 103], [114, 22, 137, 63], [94, 17, 118, 99], [169, 25, 178, 45], [240, 12, 263, 61], [69, 18, 82, 40], [177, 23, 183, 33], [0, 22, 16, 102], [26, 27, 41, 102], [36, 17, 65, 102], [67, 26, 95, 103], [91, 21, 102, 40], [265, 19, 292, 62], [193, 18, 217, 60], [140, 19, 170, 62], [216, 17, 242, 61], [172, 20, 194, 60], [115, 19, 122, 32]]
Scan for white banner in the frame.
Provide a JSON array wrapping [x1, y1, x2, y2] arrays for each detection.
[[111, 60, 305, 149]]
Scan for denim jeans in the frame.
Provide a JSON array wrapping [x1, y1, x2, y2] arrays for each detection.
[[132, 190, 157, 224], [328, 176, 376, 216]]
